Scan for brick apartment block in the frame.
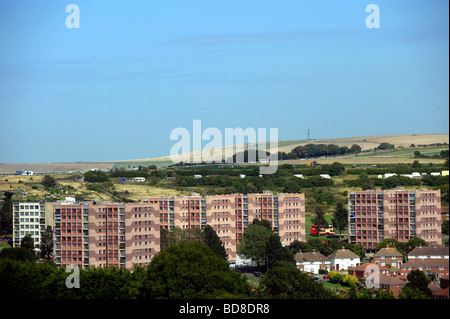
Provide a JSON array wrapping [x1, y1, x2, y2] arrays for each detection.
[[54, 193, 305, 270], [348, 189, 442, 251], [54, 201, 160, 270]]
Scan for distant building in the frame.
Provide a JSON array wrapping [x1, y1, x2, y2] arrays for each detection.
[[348, 189, 442, 251], [13, 201, 49, 252], [54, 193, 305, 270]]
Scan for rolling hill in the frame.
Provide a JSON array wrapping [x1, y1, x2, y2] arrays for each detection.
[[0, 133, 448, 174]]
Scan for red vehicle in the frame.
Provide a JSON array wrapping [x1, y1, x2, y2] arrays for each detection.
[[311, 225, 335, 236]]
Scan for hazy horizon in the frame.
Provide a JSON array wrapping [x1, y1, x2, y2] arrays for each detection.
[[1, 1, 448, 163]]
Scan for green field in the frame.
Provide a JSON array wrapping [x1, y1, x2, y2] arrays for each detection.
[[358, 146, 448, 158]]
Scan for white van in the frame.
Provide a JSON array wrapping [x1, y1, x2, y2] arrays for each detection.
[[132, 177, 146, 182]]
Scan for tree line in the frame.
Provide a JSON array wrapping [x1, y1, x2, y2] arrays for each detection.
[[344, 173, 448, 190], [278, 143, 362, 160], [0, 216, 439, 299]]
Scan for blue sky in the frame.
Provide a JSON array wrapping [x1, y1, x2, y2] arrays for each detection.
[[0, 0, 448, 163]]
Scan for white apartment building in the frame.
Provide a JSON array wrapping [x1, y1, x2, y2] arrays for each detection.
[[13, 201, 47, 252]]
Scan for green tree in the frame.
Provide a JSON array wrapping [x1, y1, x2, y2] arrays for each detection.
[[357, 287, 395, 299], [404, 237, 428, 255], [311, 206, 328, 230], [41, 175, 57, 188], [0, 247, 35, 262], [138, 241, 251, 299], [40, 226, 53, 260], [0, 191, 13, 235], [332, 202, 348, 238], [160, 226, 173, 251], [329, 162, 345, 176], [349, 144, 362, 153], [399, 286, 431, 299], [259, 264, 335, 299], [238, 224, 273, 268], [0, 257, 139, 299], [160, 226, 203, 250], [20, 234, 36, 256], [202, 225, 227, 260], [289, 240, 309, 254], [252, 218, 272, 231], [377, 143, 395, 150], [266, 233, 295, 269], [78, 266, 134, 299], [348, 243, 366, 259], [283, 179, 300, 193], [404, 269, 432, 298], [84, 171, 108, 183], [442, 219, 449, 236]]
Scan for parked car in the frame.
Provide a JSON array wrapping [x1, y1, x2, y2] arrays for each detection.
[[253, 272, 261, 277], [323, 274, 329, 279]]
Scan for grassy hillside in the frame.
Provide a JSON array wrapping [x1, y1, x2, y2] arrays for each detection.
[[1, 133, 447, 174]]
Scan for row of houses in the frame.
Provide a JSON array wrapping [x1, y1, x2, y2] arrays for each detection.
[[294, 246, 449, 298]]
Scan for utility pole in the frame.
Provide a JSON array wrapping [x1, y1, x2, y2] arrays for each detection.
[[307, 129, 311, 140]]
